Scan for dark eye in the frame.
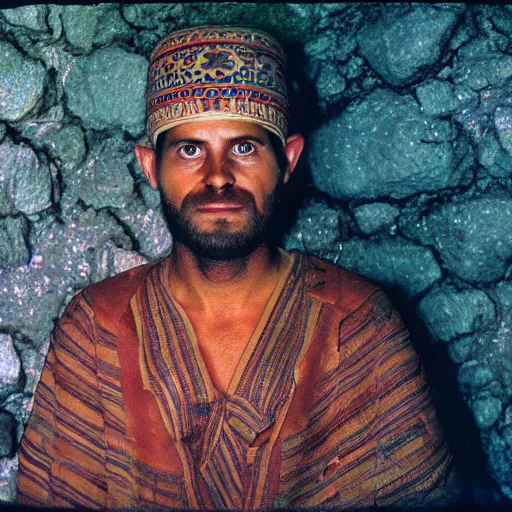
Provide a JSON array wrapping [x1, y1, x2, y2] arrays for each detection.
[[178, 145, 201, 158], [232, 142, 255, 155]]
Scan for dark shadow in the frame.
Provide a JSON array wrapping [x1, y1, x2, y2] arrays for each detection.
[[386, 287, 504, 505]]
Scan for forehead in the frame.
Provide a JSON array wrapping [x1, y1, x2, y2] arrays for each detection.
[[162, 119, 272, 143]]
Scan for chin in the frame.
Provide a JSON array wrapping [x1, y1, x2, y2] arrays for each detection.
[[183, 230, 263, 260]]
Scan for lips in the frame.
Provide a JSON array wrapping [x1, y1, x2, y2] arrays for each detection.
[[196, 202, 245, 213]]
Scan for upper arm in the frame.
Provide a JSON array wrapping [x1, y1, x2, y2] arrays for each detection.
[[371, 292, 459, 507], [17, 291, 108, 508]]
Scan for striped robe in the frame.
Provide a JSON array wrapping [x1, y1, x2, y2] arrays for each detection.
[[17, 251, 458, 509]]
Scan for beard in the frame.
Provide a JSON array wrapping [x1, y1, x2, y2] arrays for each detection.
[[160, 184, 283, 261]]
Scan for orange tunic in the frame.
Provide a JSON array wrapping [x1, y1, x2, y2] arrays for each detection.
[[17, 251, 458, 509]]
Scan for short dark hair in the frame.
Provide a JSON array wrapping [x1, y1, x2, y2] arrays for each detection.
[[154, 128, 289, 175]]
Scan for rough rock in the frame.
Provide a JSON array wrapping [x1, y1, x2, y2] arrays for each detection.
[[356, 6, 460, 87], [0, 412, 16, 457], [42, 125, 86, 170], [282, 200, 343, 261], [451, 37, 512, 91], [486, 6, 512, 37], [353, 202, 400, 235], [2, 5, 49, 32], [122, 3, 185, 29], [62, 136, 135, 210], [18, 108, 86, 171], [477, 130, 512, 179], [416, 80, 460, 116], [304, 29, 357, 82], [64, 47, 147, 136], [62, 5, 133, 54], [113, 198, 172, 261], [309, 88, 472, 201], [92, 242, 148, 284], [448, 334, 475, 364], [0, 41, 47, 122], [470, 309, 512, 402], [422, 197, 512, 283], [0, 139, 52, 216], [417, 284, 496, 342], [472, 397, 503, 430], [486, 428, 512, 499], [494, 106, 512, 156], [0, 216, 29, 269], [182, 3, 316, 45], [0, 206, 132, 346], [17, 345, 47, 397], [0, 335, 21, 402], [31, 206, 132, 287], [336, 236, 441, 297], [0, 264, 65, 349], [314, 65, 346, 111], [0, 456, 18, 503], [458, 360, 495, 395]]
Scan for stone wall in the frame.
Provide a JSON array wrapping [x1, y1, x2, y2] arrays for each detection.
[[0, 2, 511, 504]]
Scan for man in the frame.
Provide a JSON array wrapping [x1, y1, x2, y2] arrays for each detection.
[[17, 26, 458, 510]]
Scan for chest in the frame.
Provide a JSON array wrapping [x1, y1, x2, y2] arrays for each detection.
[[187, 313, 263, 393]]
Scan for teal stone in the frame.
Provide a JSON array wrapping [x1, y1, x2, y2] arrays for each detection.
[[0, 41, 47, 122], [65, 47, 147, 136], [0, 216, 29, 269], [356, 5, 460, 87], [336, 236, 442, 298], [417, 284, 496, 342], [309, 89, 472, 201], [472, 397, 503, 430]]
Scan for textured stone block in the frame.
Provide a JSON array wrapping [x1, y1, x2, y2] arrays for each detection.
[[452, 37, 512, 90], [30, 207, 132, 287], [309, 89, 472, 200], [336, 236, 441, 297], [424, 197, 512, 283], [0, 216, 29, 269], [0, 41, 47, 122], [62, 5, 133, 53], [62, 136, 135, 209], [0, 412, 16, 457], [472, 397, 503, 429], [0, 265, 64, 348], [416, 80, 460, 116], [122, 3, 184, 29], [2, 5, 49, 32], [353, 203, 399, 235], [0, 139, 51, 216], [417, 284, 496, 342], [113, 198, 172, 261], [65, 47, 147, 136], [357, 6, 460, 87], [0, 335, 21, 402], [282, 200, 342, 260]]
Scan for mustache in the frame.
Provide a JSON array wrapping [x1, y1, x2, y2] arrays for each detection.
[[181, 187, 257, 209]]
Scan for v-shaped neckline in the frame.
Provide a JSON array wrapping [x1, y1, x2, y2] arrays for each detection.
[[163, 249, 296, 398]]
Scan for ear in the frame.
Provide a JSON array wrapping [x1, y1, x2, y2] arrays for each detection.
[[283, 133, 305, 184], [135, 144, 158, 189]]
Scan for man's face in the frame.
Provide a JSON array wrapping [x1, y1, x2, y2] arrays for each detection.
[[155, 120, 288, 260]]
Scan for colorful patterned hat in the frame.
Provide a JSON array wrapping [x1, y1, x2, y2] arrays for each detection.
[[146, 26, 289, 146]]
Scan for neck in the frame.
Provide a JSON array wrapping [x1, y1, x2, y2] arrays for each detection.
[[167, 243, 284, 314]]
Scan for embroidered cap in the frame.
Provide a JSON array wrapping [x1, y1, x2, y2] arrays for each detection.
[[146, 26, 289, 147]]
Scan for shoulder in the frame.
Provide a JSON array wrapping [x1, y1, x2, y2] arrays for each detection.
[[79, 262, 155, 324], [300, 252, 382, 319]]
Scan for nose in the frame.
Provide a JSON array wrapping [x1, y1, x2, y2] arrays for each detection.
[[202, 157, 235, 191]]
